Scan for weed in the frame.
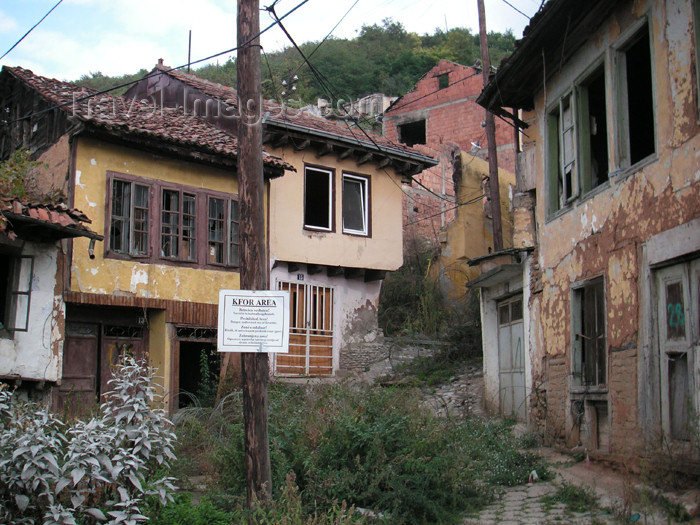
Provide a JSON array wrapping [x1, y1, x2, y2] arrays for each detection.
[[172, 381, 545, 525], [541, 481, 598, 514]]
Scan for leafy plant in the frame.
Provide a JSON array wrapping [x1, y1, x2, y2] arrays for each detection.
[[0, 357, 177, 524], [172, 381, 545, 525], [541, 481, 598, 514]]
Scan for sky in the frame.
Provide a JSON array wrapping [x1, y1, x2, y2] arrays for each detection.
[[0, 0, 541, 82]]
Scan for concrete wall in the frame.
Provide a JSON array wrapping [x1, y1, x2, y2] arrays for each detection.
[[518, 0, 700, 460]]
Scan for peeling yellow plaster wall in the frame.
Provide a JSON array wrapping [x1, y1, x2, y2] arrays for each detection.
[[434, 153, 515, 299], [147, 310, 170, 410], [70, 137, 245, 303]]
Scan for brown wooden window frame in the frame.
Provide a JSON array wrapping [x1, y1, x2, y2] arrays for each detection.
[[105, 171, 240, 270]]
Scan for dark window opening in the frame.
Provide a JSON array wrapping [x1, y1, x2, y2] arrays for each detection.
[[576, 278, 606, 387], [177, 342, 220, 408], [304, 167, 332, 230], [583, 69, 609, 189], [398, 120, 426, 147], [438, 73, 449, 90], [625, 28, 655, 165]]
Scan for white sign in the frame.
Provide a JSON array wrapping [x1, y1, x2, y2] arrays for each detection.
[[217, 290, 290, 353]]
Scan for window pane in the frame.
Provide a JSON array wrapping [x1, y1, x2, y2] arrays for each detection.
[[665, 281, 686, 340], [498, 304, 510, 325], [133, 185, 149, 255], [183, 194, 196, 261], [208, 198, 224, 264], [229, 200, 240, 267], [304, 168, 331, 230], [161, 190, 180, 258], [110, 180, 131, 253], [511, 299, 523, 322], [342, 176, 366, 233]]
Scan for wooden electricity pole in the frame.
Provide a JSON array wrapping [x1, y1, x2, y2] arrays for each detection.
[[237, 0, 272, 505], [477, 0, 504, 252]]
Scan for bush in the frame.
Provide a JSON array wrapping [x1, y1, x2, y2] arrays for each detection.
[[379, 242, 444, 336], [173, 381, 545, 525], [0, 357, 177, 524]]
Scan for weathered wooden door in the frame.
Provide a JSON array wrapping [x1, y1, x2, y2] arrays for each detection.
[[55, 322, 99, 417], [100, 325, 146, 396], [498, 296, 526, 421], [655, 259, 698, 441], [275, 281, 334, 376]]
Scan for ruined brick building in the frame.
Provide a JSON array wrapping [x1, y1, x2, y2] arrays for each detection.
[[383, 59, 517, 247]]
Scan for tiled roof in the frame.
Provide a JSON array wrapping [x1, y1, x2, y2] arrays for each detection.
[[0, 197, 101, 241], [153, 63, 429, 158], [4, 67, 294, 172]]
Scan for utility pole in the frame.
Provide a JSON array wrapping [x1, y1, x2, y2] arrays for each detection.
[[477, 0, 504, 252], [237, 0, 272, 505]]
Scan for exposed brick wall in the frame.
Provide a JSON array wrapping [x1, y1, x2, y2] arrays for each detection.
[[384, 60, 516, 246]]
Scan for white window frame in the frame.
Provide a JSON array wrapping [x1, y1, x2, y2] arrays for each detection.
[[342, 173, 369, 236]]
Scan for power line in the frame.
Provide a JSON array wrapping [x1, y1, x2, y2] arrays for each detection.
[[498, 0, 531, 19], [0, 0, 64, 62]]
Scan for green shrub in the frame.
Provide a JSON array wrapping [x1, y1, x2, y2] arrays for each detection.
[[173, 381, 545, 525], [0, 357, 177, 524]]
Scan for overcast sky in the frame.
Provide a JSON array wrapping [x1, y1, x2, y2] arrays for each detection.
[[0, 0, 540, 82]]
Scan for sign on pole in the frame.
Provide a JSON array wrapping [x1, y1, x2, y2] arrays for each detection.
[[217, 289, 290, 353]]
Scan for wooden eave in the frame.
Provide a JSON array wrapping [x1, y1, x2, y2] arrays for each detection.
[[263, 127, 432, 182], [477, 0, 623, 117]]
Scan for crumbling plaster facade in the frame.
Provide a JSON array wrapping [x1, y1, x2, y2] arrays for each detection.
[[508, 0, 700, 462]]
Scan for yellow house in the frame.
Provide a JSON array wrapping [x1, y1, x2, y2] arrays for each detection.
[[126, 64, 437, 377], [0, 66, 290, 412]]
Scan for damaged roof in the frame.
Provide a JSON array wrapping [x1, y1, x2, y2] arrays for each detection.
[[1, 66, 294, 173], [141, 62, 437, 176], [477, 0, 623, 118], [0, 197, 102, 242]]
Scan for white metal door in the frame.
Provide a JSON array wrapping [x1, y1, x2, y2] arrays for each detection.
[[498, 296, 526, 421]]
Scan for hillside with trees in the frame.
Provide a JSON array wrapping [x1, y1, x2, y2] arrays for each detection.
[[75, 19, 516, 103]]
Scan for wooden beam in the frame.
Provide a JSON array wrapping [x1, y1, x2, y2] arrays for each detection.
[[307, 264, 322, 275], [316, 143, 334, 157], [357, 152, 373, 165], [364, 269, 386, 282], [287, 262, 300, 273], [326, 266, 344, 277], [293, 138, 311, 151], [377, 156, 392, 169], [344, 267, 364, 279], [274, 134, 289, 148], [338, 148, 354, 160]]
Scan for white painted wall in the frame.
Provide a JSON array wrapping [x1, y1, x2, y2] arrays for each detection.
[[0, 242, 64, 383], [270, 265, 382, 374]]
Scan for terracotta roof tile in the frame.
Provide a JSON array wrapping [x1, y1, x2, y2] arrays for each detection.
[[5, 67, 294, 172], [153, 64, 429, 158], [0, 197, 101, 240]]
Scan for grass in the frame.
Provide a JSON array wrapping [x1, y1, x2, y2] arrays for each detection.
[[162, 378, 547, 525], [541, 481, 598, 514]]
